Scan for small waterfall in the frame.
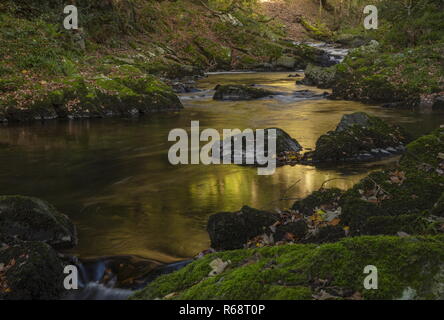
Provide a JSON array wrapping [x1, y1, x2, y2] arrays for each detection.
[[62, 255, 192, 300]]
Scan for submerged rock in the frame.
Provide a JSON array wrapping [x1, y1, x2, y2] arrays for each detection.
[[207, 206, 280, 250], [0, 195, 77, 249], [303, 112, 409, 163], [292, 89, 330, 99], [213, 84, 275, 101]]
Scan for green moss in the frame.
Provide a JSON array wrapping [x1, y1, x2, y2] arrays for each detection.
[[131, 235, 444, 300], [333, 43, 444, 107], [0, 241, 64, 300], [308, 113, 408, 162], [213, 84, 274, 101], [298, 16, 333, 42]]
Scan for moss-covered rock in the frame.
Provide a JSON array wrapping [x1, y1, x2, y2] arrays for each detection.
[[131, 235, 444, 300], [303, 112, 409, 163], [213, 84, 275, 101], [0, 241, 64, 300], [214, 127, 303, 167], [332, 43, 444, 108], [0, 195, 77, 249], [207, 206, 280, 251], [1, 74, 183, 122], [297, 63, 337, 88], [328, 127, 444, 236]]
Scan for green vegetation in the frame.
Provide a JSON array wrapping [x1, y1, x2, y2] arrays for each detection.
[[331, 0, 444, 108], [0, 0, 327, 119], [133, 127, 444, 300], [131, 235, 444, 300]]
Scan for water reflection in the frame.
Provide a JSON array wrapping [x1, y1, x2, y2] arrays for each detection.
[[0, 72, 440, 262]]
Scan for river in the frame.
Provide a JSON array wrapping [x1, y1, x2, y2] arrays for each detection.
[[0, 72, 440, 263]]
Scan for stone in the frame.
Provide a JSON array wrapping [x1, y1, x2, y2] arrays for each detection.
[[213, 84, 275, 101], [0, 195, 77, 249]]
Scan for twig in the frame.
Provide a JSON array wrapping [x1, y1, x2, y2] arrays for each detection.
[[318, 178, 350, 190]]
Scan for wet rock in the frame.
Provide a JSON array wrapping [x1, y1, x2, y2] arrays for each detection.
[[213, 84, 275, 101], [215, 128, 302, 166], [207, 206, 280, 250], [0, 241, 64, 300], [303, 112, 409, 163], [4, 75, 184, 122], [0, 195, 77, 249], [297, 64, 337, 89]]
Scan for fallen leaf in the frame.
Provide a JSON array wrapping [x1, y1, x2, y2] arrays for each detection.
[[208, 258, 231, 277]]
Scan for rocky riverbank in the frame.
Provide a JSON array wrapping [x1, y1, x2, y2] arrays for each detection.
[[0, 0, 342, 123], [0, 195, 187, 300], [131, 126, 444, 300]]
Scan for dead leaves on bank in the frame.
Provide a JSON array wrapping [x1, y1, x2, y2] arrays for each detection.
[[245, 203, 346, 249]]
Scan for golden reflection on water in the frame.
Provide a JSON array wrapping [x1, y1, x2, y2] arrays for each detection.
[[0, 72, 440, 262]]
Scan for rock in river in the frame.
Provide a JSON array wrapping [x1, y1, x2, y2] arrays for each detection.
[[0, 195, 77, 249], [303, 112, 409, 163], [207, 206, 279, 250], [214, 128, 303, 166], [213, 84, 275, 101], [297, 63, 337, 89], [0, 240, 65, 300], [207, 206, 308, 250]]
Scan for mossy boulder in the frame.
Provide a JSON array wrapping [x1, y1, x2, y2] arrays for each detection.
[[214, 128, 303, 166], [131, 235, 444, 300], [213, 84, 275, 101], [0, 241, 64, 300], [303, 112, 409, 163], [2, 75, 183, 122], [207, 206, 280, 250], [0, 195, 77, 249], [297, 64, 337, 89]]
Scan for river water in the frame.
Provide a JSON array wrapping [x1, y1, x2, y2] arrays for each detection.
[[0, 72, 440, 263]]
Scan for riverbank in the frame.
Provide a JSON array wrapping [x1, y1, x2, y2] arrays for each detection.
[[132, 126, 444, 300], [0, 0, 336, 123]]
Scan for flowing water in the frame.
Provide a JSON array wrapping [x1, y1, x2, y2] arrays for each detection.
[[0, 72, 441, 264]]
